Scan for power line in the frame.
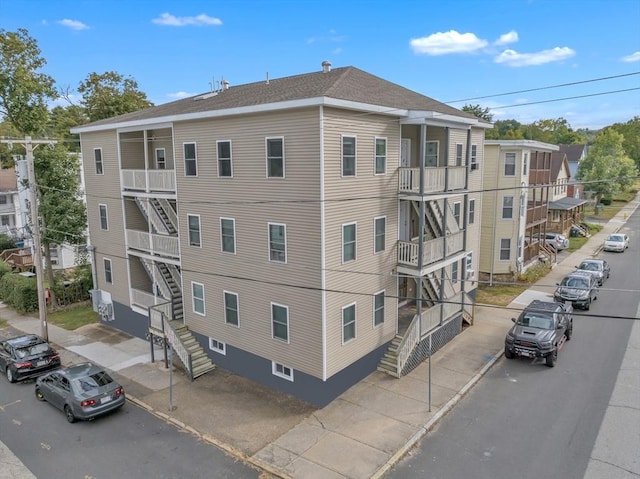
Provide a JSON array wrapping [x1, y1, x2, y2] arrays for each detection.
[[488, 87, 640, 110]]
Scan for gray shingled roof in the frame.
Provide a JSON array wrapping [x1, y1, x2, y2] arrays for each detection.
[[549, 197, 588, 210], [551, 151, 569, 181], [80, 66, 481, 128], [558, 144, 587, 163]]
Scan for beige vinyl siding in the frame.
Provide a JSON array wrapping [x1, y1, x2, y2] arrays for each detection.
[[466, 129, 484, 284], [322, 108, 399, 378], [447, 129, 467, 166], [480, 145, 500, 274], [174, 107, 325, 378]]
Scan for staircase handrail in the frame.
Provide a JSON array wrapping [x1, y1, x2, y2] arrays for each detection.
[[162, 314, 193, 381], [395, 313, 421, 377], [135, 197, 172, 236], [156, 198, 178, 232]]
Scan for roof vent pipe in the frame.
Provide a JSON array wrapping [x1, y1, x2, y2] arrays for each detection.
[[322, 61, 331, 73], [222, 79, 229, 90]]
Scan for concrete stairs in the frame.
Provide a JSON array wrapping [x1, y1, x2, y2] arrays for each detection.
[[377, 335, 402, 378], [169, 321, 216, 380]]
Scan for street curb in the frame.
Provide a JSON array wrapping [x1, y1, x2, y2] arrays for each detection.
[[371, 352, 503, 479]]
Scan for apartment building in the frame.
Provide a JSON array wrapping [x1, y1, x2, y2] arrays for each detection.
[[480, 140, 557, 282], [72, 63, 489, 406]]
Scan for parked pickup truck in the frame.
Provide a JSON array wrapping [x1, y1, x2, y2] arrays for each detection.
[[504, 300, 573, 367]]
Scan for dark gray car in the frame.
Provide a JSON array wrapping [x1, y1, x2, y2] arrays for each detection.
[[554, 271, 599, 310], [576, 259, 610, 286], [35, 363, 125, 423]]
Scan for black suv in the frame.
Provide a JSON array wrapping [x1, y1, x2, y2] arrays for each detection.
[[554, 271, 599, 310], [0, 335, 61, 383], [504, 300, 573, 367]]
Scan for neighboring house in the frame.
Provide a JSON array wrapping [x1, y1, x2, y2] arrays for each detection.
[[0, 167, 21, 238], [480, 140, 557, 281], [559, 144, 588, 199], [71, 63, 490, 406], [547, 152, 587, 235]]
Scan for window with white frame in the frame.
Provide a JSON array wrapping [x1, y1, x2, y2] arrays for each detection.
[[375, 137, 386, 174], [184, 143, 197, 176], [504, 152, 516, 176], [0, 195, 7, 204], [425, 140, 438, 166], [453, 202, 461, 227], [500, 238, 511, 260], [268, 223, 286, 262], [342, 223, 356, 263], [224, 291, 239, 326], [342, 303, 356, 343], [272, 362, 293, 381], [502, 196, 514, 219], [271, 303, 289, 342], [374, 216, 386, 253], [188, 214, 201, 247], [99, 204, 108, 230], [452, 261, 458, 283], [468, 199, 475, 224], [373, 291, 384, 326], [342, 136, 356, 176], [209, 338, 226, 355], [455, 143, 463, 166], [220, 218, 236, 253], [523, 153, 528, 175], [266, 137, 284, 178], [104, 258, 112, 284], [1, 215, 10, 226], [217, 140, 232, 177], [470, 144, 478, 170], [466, 252, 473, 273], [94, 148, 103, 175], [192, 282, 205, 315], [552, 210, 560, 222], [155, 148, 166, 170]]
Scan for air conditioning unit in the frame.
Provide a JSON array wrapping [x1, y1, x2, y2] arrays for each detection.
[[466, 269, 475, 280]]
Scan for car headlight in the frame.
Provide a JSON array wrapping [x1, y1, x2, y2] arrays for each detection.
[[578, 290, 589, 299], [505, 333, 515, 343], [540, 341, 552, 348]]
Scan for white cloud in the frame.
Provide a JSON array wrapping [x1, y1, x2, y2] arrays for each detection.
[[57, 19, 89, 30], [152, 13, 222, 27], [410, 30, 488, 55], [621, 51, 640, 62], [167, 91, 196, 99], [494, 47, 575, 66], [495, 30, 518, 46]]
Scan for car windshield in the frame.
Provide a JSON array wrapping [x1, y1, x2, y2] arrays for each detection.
[[518, 314, 554, 329], [73, 371, 114, 392], [15, 342, 50, 359], [579, 263, 600, 271], [562, 277, 589, 288], [607, 235, 623, 242]]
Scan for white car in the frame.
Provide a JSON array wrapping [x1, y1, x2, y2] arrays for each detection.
[[603, 233, 629, 252]]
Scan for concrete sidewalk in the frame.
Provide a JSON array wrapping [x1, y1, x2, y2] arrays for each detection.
[[1, 194, 638, 479]]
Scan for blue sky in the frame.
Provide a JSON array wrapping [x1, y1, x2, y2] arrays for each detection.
[[2, 0, 639, 129]]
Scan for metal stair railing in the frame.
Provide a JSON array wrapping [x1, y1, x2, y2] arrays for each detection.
[[148, 302, 194, 381], [154, 198, 178, 233]]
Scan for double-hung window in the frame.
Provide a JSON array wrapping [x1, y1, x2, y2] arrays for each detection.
[[453, 202, 461, 227], [271, 303, 289, 342], [220, 218, 236, 253], [155, 148, 166, 169], [373, 291, 384, 326], [99, 204, 108, 230], [470, 144, 478, 170], [268, 223, 286, 262], [502, 196, 514, 219], [184, 143, 197, 176], [192, 282, 205, 315], [94, 148, 103, 175], [500, 239, 511, 260], [342, 223, 356, 263], [104, 258, 112, 284], [523, 153, 528, 176], [188, 215, 201, 247], [374, 217, 385, 253], [468, 199, 476, 224], [504, 152, 516, 176], [224, 291, 239, 326], [342, 304, 356, 343], [217, 140, 232, 177], [452, 261, 458, 283], [342, 136, 356, 176], [266, 137, 284, 178], [375, 138, 386, 174], [455, 144, 463, 166]]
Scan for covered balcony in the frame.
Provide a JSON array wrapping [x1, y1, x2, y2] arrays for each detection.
[[398, 166, 466, 194], [397, 230, 466, 275]]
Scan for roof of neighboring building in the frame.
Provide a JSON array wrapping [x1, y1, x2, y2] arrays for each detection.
[[0, 168, 18, 192], [558, 144, 587, 163], [484, 140, 559, 152], [72, 65, 490, 133], [551, 152, 570, 181], [548, 196, 588, 210]]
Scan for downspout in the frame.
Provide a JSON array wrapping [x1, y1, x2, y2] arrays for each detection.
[[490, 145, 500, 286], [320, 106, 327, 382], [461, 128, 471, 307]]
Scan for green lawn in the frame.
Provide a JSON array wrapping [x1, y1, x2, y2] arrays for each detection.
[[47, 304, 99, 330], [0, 317, 7, 329], [476, 284, 528, 307]]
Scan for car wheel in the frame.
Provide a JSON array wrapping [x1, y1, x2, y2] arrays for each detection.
[[504, 347, 514, 359], [565, 324, 572, 340], [546, 349, 557, 368], [35, 387, 45, 401], [6, 367, 16, 383], [64, 405, 76, 423], [585, 298, 591, 310]]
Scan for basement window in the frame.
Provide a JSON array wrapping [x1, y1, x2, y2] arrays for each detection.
[[209, 338, 226, 355], [272, 362, 294, 381]]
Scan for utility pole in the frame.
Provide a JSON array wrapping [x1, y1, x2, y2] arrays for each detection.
[[1, 136, 55, 340]]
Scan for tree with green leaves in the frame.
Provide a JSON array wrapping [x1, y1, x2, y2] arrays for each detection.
[[576, 129, 637, 204], [486, 119, 524, 140], [527, 118, 585, 144], [47, 105, 87, 152], [78, 71, 153, 122], [462, 104, 493, 122], [32, 143, 87, 308], [0, 28, 56, 135], [607, 116, 640, 170]]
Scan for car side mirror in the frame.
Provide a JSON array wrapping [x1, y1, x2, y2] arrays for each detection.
[[556, 282, 560, 286], [511, 318, 516, 323]]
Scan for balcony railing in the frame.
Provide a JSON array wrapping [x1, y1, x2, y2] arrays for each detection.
[[122, 169, 176, 193], [126, 229, 180, 258], [526, 204, 548, 225], [397, 230, 465, 268], [131, 288, 165, 310], [398, 166, 466, 194]]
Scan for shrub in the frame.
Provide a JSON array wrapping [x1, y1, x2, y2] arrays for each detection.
[[600, 196, 612, 205], [0, 274, 39, 313], [0, 234, 16, 252], [0, 260, 10, 280]]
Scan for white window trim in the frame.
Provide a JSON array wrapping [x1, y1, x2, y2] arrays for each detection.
[[373, 216, 386, 254], [374, 137, 387, 175], [99, 204, 108, 231], [455, 143, 463, 166], [216, 140, 233, 178], [342, 222, 357, 264], [504, 152, 516, 177], [502, 196, 514, 220], [209, 338, 226, 355], [220, 217, 236, 254], [470, 144, 478, 170], [341, 135, 357, 178], [183, 142, 198, 177], [272, 361, 294, 381], [223, 290, 239, 327], [155, 148, 166, 169], [342, 302, 357, 344], [191, 281, 206, 316], [187, 214, 202, 248], [499, 238, 511, 261], [452, 261, 458, 284], [104, 258, 112, 284], [373, 290, 385, 327], [265, 136, 285, 179], [468, 199, 475, 225], [425, 140, 439, 165], [271, 302, 290, 343], [268, 222, 287, 263], [94, 148, 104, 175], [453, 202, 461, 227]]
